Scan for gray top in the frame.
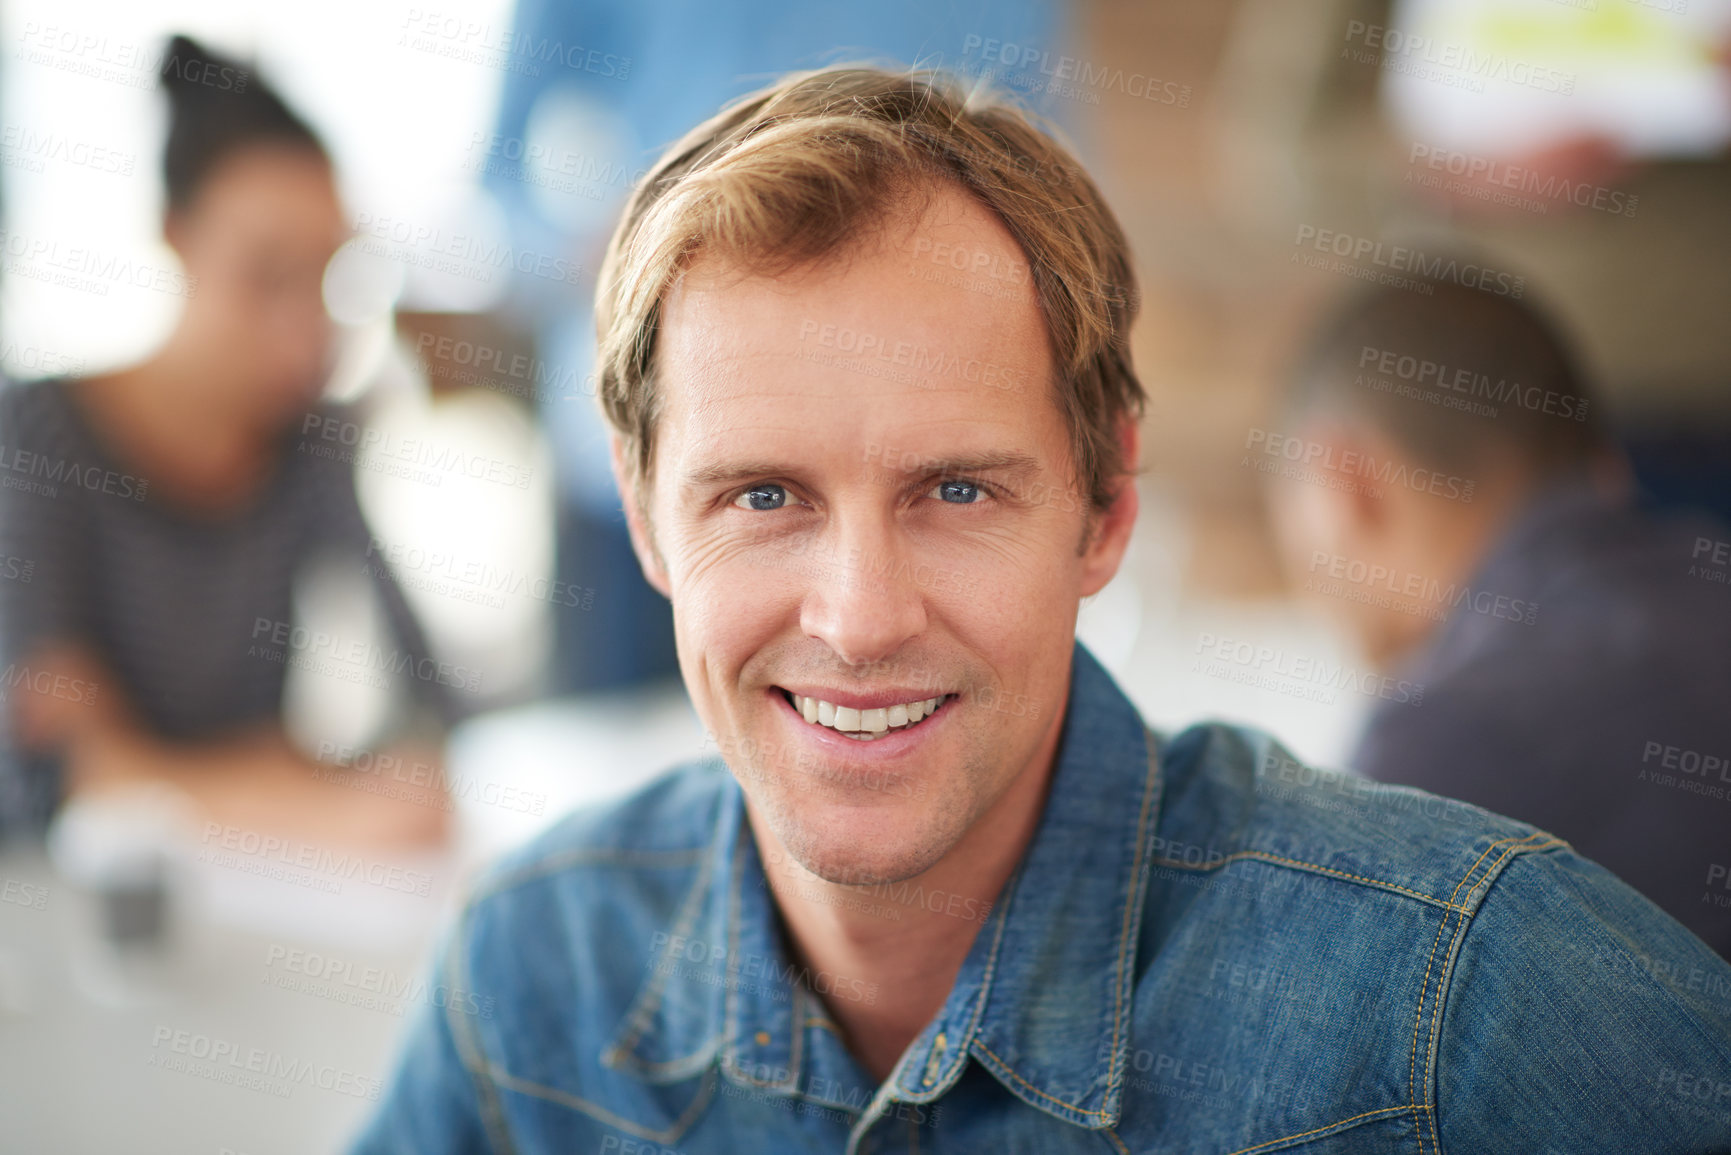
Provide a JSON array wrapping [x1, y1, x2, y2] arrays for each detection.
[[0, 378, 459, 836], [1354, 479, 1731, 958]]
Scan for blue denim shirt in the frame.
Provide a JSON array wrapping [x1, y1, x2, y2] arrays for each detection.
[[354, 642, 1731, 1153]]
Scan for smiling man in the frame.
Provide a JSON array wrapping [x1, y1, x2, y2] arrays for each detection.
[[356, 68, 1731, 1154]]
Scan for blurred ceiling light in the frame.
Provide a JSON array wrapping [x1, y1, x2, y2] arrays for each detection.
[[322, 239, 406, 326], [522, 87, 639, 234]]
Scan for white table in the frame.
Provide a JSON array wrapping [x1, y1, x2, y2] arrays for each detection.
[[0, 680, 704, 1154]]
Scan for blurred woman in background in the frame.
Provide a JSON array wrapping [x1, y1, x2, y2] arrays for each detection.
[[0, 35, 456, 848]]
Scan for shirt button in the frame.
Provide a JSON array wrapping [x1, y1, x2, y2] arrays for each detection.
[[755, 1030, 771, 1046], [923, 1031, 947, 1086]]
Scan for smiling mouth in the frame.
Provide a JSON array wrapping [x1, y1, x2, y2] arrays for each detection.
[[779, 689, 953, 741]]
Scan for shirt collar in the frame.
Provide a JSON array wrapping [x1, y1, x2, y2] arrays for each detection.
[[887, 641, 1162, 1130], [604, 641, 1163, 1133]]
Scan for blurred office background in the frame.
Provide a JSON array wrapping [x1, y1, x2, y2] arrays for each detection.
[[1, 0, 1728, 1150]]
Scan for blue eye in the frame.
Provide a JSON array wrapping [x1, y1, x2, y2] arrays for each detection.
[[734, 484, 788, 511], [932, 480, 982, 504]]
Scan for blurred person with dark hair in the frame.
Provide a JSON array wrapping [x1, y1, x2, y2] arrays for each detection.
[[0, 35, 458, 848], [1271, 276, 1731, 958]]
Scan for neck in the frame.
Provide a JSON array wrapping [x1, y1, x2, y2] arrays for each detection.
[[1370, 468, 1538, 669], [147, 329, 249, 425], [747, 694, 1067, 1084], [81, 332, 275, 507]]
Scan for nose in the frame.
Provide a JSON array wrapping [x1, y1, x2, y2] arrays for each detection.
[[798, 505, 929, 667]]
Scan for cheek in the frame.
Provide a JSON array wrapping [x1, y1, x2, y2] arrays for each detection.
[[921, 547, 1082, 717], [191, 272, 267, 341], [670, 537, 795, 658], [1270, 483, 1342, 576], [938, 525, 1078, 620]]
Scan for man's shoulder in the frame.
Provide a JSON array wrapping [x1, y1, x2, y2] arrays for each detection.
[[1126, 721, 1731, 1151], [413, 759, 738, 1138], [1154, 720, 1566, 913], [1153, 720, 1731, 1027]]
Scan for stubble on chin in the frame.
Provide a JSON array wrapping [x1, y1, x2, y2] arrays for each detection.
[[738, 739, 995, 888]]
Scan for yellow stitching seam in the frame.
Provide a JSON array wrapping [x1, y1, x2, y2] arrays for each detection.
[[1152, 831, 1565, 914], [1108, 734, 1162, 1101], [607, 845, 717, 1060], [1409, 906, 1453, 1155], [445, 904, 517, 1155], [1445, 835, 1524, 905], [1447, 831, 1556, 904], [1407, 834, 1537, 1153], [1151, 851, 1468, 911], [969, 737, 1162, 1127], [472, 846, 710, 904], [487, 1064, 715, 1145], [1426, 894, 1473, 1154], [974, 1039, 1107, 1120], [1222, 1104, 1425, 1155], [1421, 835, 1564, 1154]]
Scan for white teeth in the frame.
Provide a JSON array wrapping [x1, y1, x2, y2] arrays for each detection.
[[788, 691, 946, 738]]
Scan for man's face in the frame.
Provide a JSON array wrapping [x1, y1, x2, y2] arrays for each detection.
[[620, 184, 1135, 886]]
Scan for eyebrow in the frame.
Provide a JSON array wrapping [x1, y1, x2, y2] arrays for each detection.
[[680, 450, 1044, 488]]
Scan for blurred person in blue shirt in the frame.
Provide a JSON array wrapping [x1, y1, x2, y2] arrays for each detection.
[[1269, 276, 1731, 959], [476, 0, 1065, 693], [354, 68, 1731, 1154]]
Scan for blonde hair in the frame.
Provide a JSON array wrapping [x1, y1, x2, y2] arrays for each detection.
[[594, 65, 1144, 513]]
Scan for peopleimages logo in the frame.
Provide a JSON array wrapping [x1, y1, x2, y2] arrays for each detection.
[[646, 931, 880, 1006], [147, 1026, 379, 1101], [197, 822, 435, 897], [13, 22, 250, 93], [0, 123, 136, 176], [1293, 225, 1525, 298], [263, 943, 495, 1018], [1194, 633, 1425, 707], [1357, 345, 1590, 422], [298, 412, 534, 491], [1406, 143, 1637, 218], [955, 36, 1192, 106], [1306, 549, 1539, 627], [352, 211, 584, 287], [397, 9, 631, 81], [0, 228, 197, 300], [0, 662, 99, 707], [1341, 20, 1576, 96], [1244, 428, 1476, 502], [798, 319, 1033, 393]]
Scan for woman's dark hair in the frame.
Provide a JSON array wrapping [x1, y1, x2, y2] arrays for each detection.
[[159, 34, 327, 213]]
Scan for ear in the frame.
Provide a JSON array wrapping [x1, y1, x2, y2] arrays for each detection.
[[163, 208, 191, 264], [609, 433, 673, 598], [1270, 419, 1389, 565], [1079, 418, 1141, 597], [1322, 422, 1392, 541]]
